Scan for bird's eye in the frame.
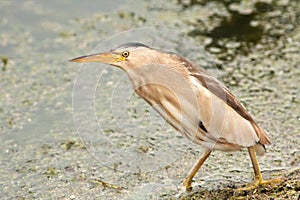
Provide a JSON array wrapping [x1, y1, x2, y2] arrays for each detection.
[[122, 51, 129, 58]]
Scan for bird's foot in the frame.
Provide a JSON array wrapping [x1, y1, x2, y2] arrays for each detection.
[[182, 178, 193, 191], [237, 176, 283, 191]]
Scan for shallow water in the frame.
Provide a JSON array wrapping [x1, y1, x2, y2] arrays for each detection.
[[0, 0, 299, 199]]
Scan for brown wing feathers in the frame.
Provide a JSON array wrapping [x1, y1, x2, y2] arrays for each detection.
[[179, 57, 271, 145]]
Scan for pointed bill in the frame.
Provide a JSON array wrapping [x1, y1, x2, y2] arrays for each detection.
[[70, 52, 125, 64]]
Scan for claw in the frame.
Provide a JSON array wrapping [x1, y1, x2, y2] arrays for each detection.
[[182, 178, 193, 191]]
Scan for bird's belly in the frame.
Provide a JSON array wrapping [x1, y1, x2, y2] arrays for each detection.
[[135, 84, 206, 143]]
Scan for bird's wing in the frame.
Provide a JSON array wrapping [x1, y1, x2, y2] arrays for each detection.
[[181, 57, 271, 147]]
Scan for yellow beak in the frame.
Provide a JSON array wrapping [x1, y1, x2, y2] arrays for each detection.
[[70, 52, 125, 64]]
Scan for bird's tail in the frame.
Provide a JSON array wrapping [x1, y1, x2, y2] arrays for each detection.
[[254, 143, 266, 156], [252, 123, 271, 156]]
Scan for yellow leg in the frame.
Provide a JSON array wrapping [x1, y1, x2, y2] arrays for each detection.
[[239, 146, 282, 190], [183, 149, 211, 191], [247, 146, 263, 188]]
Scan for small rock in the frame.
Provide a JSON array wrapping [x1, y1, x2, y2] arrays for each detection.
[[209, 47, 222, 53], [225, 41, 241, 49]]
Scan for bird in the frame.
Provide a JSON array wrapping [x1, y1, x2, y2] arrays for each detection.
[[70, 42, 278, 191]]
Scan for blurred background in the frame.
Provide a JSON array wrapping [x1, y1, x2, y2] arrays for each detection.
[[0, 0, 299, 199]]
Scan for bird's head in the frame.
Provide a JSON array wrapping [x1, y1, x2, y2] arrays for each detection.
[[70, 43, 163, 71]]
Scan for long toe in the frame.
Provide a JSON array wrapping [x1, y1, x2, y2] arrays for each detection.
[[259, 177, 283, 185], [237, 177, 283, 191], [237, 178, 260, 191], [182, 178, 193, 191]]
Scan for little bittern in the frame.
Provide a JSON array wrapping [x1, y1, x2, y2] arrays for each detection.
[[71, 43, 274, 190]]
